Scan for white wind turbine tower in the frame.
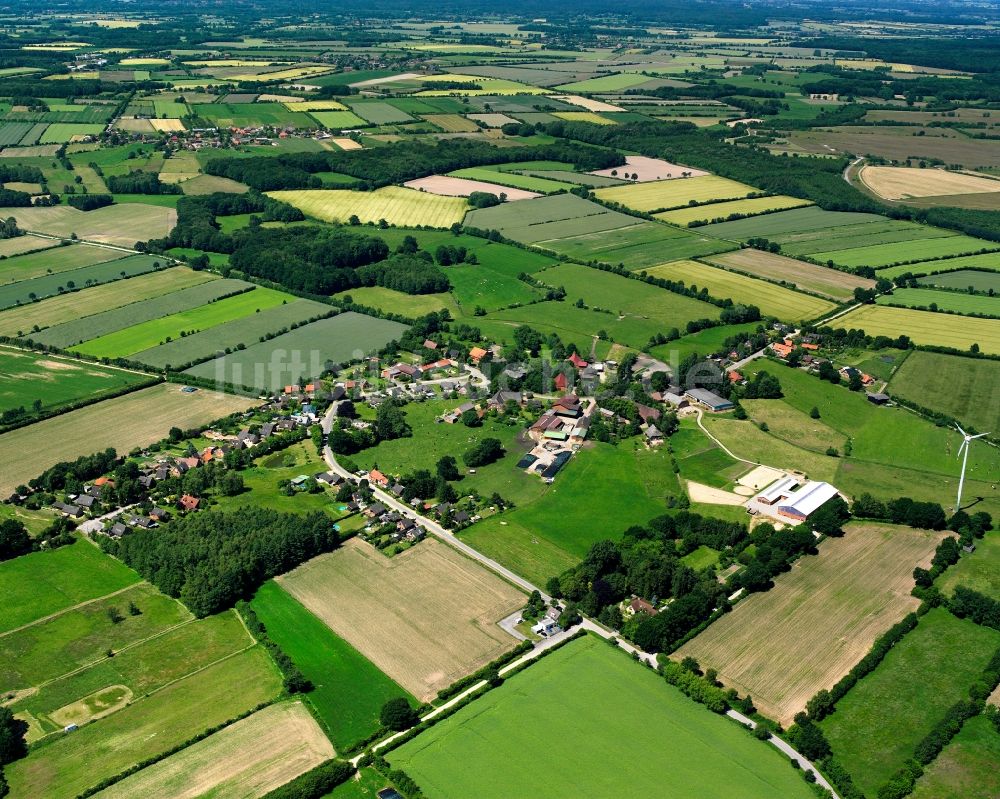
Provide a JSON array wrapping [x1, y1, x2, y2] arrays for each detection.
[[955, 424, 989, 513]]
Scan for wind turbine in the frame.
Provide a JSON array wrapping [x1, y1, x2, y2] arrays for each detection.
[[955, 424, 989, 513]]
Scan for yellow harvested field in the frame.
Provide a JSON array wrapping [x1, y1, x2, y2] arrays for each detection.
[[860, 165, 1000, 200], [834, 304, 1000, 354], [92, 702, 333, 799], [183, 60, 281, 67], [706, 249, 874, 302], [421, 114, 479, 133], [150, 118, 185, 132], [0, 203, 176, 247], [268, 186, 468, 228], [0, 384, 255, 496], [232, 66, 332, 82], [551, 95, 624, 112], [595, 174, 757, 212], [330, 137, 363, 151], [278, 538, 523, 701], [646, 260, 837, 322], [0, 267, 215, 337], [404, 175, 539, 201], [656, 195, 812, 226], [284, 100, 347, 111], [119, 57, 170, 66], [676, 523, 946, 725], [552, 111, 617, 125], [591, 155, 708, 182]]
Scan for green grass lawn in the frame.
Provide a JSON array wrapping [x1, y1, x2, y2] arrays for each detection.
[[0, 582, 190, 691], [251, 581, 414, 749], [212, 441, 342, 517], [649, 321, 763, 363], [0, 348, 148, 414], [0, 539, 140, 634], [4, 646, 281, 799], [681, 544, 720, 571], [821, 608, 1000, 797], [461, 442, 679, 585], [910, 715, 1000, 799], [389, 634, 815, 799], [331, 286, 460, 318], [877, 287, 1000, 317], [936, 530, 1000, 600]]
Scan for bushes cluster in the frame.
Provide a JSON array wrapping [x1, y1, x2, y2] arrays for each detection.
[[258, 760, 354, 799], [67, 193, 114, 211], [106, 170, 181, 195], [659, 659, 732, 713], [236, 602, 312, 694]]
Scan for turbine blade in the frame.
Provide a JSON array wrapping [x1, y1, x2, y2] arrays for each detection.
[[955, 423, 968, 438], [958, 440, 968, 459], [972, 432, 990, 440]]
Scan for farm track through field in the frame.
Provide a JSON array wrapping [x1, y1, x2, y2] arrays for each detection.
[[0, 583, 140, 640]]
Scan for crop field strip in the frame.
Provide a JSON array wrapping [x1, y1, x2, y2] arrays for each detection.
[[132, 297, 333, 369], [876, 286, 1000, 316], [877, 252, 1000, 279], [91, 701, 334, 799], [645, 260, 837, 321], [833, 304, 1000, 354], [0, 254, 171, 310], [0, 348, 150, 414], [251, 580, 413, 748], [0, 266, 217, 338], [705, 249, 875, 301], [389, 635, 815, 799], [594, 174, 760, 212], [278, 538, 524, 702], [809, 233, 1000, 270], [655, 194, 812, 226], [917, 269, 1000, 292], [698, 206, 886, 240], [72, 286, 295, 358], [268, 186, 468, 227], [820, 608, 1000, 797], [0, 384, 256, 497], [0, 234, 55, 258], [0, 202, 177, 247], [32, 279, 252, 349], [858, 165, 1000, 201], [0, 242, 125, 285], [675, 523, 944, 725], [448, 166, 576, 193]]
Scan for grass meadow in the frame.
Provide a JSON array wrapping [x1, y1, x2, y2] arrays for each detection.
[[910, 715, 1000, 799], [656, 195, 812, 226], [877, 287, 1000, 316], [0, 348, 148, 414], [0, 242, 122, 284], [389, 634, 815, 799], [821, 608, 1000, 797], [888, 350, 1000, 433], [0, 255, 167, 310], [918, 269, 1000, 293], [4, 647, 281, 799], [0, 539, 139, 633], [936, 531, 1000, 601], [251, 580, 413, 748]]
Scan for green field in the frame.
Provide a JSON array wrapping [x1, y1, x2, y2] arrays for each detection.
[[888, 350, 1000, 433], [0, 242, 122, 285], [834, 304, 1000, 353], [554, 72, 656, 92], [0, 539, 140, 634], [910, 715, 1000, 799], [0, 267, 217, 338], [646, 260, 837, 321], [918, 269, 1000, 293], [821, 608, 1000, 797], [310, 110, 368, 129], [877, 287, 1000, 316], [595, 175, 758, 212], [462, 443, 679, 585], [705, 248, 874, 302], [448, 166, 574, 193], [184, 312, 407, 390], [937, 531, 1000, 601], [4, 646, 281, 799], [32, 279, 251, 349], [332, 286, 459, 317], [812, 235, 998, 269], [269, 187, 467, 228], [0, 255, 168, 310], [649, 321, 764, 362], [390, 634, 815, 799], [251, 581, 413, 748], [73, 286, 293, 357], [131, 297, 331, 369], [464, 193, 638, 241], [698, 207, 885, 240], [38, 123, 106, 143], [0, 348, 148, 414], [879, 252, 1000, 280], [197, 102, 316, 128]]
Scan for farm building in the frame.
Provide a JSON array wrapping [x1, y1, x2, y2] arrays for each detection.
[[751, 477, 842, 522], [684, 388, 734, 412]]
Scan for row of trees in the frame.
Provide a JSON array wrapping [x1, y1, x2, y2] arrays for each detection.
[[101, 508, 339, 617]]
